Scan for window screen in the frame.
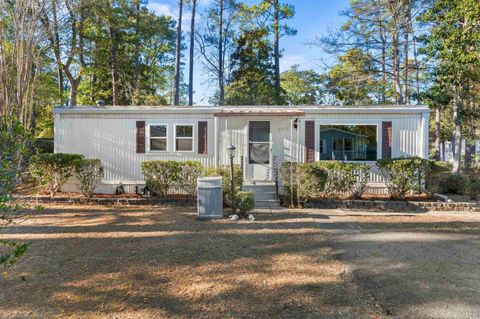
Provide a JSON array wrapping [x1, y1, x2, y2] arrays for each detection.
[[175, 125, 193, 151], [150, 125, 167, 151]]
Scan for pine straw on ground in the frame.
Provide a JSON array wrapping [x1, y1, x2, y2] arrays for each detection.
[[0, 205, 382, 319]]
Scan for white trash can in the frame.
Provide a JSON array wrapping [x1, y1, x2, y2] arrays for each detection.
[[197, 177, 223, 219]]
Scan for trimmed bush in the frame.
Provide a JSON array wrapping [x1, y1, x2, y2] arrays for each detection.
[[313, 161, 345, 199], [203, 165, 243, 207], [178, 161, 203, 197], [341, 163, 371, 199], [470, 179, 480, 200], [141, 160, 204, 197], [280, 162, 328, 204], [470, 178, 480, 200], [426, 161, 453, 194], [75, 159, 104, 198], [34, 138, 54, 154], [377, 157, 431, 199], [235, 191, 255, 217], [466, 164, 480, 179], [30, 153, 84, 197], [141, 161, 182, 197], [439, 174, 471, 196]]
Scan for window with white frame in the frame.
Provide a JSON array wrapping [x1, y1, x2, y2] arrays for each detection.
[[319, 139, 326, 154], [149, 125, 167, 151], [319, 125, 377, 161], [175, 125, 193, 152]]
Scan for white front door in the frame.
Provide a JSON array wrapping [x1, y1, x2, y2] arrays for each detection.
[[247, 121, 271, 181]]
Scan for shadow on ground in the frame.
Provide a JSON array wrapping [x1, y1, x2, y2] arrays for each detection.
[[324, 214, 480, 319], [0, 205, 380, 319]]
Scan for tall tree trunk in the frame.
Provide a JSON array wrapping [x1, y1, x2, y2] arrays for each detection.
[[51, 0, 63, 105], [389, 1, 404, 105], [218, 0, 224, 106], [465, 141, 476, 173], [174, 0, 183, 106], [403, 0, 410, 105], [452, 91, 462, 174], [133, 0, 141, 94], [410, 7, 420, 104], [441, 140, 446, 161], [434, 108, 441, 161], [109, 25, 119, 106], [56, 66, 64, 105], [66, 76, 80, 106], [188, 0, 197, 106], [380, 32, 387, 104], [392, 30, 403, 104], [273, 0, 281, 104]]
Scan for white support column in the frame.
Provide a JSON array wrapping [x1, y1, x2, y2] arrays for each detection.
[[214, 116, 219, 168], [53, 112, 60, 153], [421, 112, 430, 159]]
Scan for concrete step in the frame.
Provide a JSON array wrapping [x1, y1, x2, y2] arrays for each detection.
[[254, 200, 282, 209], [243, 186, 277, 194], [243, 182, 280, 208], [252, 192, 277, 201]]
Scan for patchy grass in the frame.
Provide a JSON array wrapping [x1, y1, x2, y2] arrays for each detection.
[[0, 205, 382, 319]]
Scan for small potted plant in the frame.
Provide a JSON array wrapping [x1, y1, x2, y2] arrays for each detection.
[[234, 191, 255, 219]]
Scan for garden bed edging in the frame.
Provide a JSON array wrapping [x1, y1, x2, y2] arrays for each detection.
[[304, 199, 478, 212]]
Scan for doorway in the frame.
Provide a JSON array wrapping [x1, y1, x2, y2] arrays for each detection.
[[247, 121, 271, 181]]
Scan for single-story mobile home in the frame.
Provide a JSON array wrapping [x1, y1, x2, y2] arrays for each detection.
[[54, 105, 429, 194]]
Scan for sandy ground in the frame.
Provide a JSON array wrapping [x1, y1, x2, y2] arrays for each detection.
[[314, 210, 480, 319], [0, 205, 382, 319]]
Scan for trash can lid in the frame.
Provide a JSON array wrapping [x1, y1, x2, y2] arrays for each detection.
[[197, 176, 222, 187]]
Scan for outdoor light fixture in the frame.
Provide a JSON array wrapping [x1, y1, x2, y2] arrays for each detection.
[[227, 144, 236, 215], [227, 144, 236, 158], [293, 118, 299, 130]]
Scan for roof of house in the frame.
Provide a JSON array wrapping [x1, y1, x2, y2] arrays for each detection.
[[53, 104, 430, 115]]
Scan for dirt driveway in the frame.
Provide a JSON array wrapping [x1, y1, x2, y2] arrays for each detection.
[[315, 210, 480, 319], [0, 205, 381, 319]]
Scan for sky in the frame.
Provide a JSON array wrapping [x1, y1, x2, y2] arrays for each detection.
[[147, 0, 350, 105]]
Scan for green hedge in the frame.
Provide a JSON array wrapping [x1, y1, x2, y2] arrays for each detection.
[[439, 174, 471, 195], [281, 161, 371, 203], [141, 160, 202, 197], [203, 165, 243, 207], [314, 161, 370, 199], [426, 161, 453, 194], [30, 153, 84, 197], [377, 157, 431, 199], [75, 159, 104, 198], [280, 162, 328, 205]]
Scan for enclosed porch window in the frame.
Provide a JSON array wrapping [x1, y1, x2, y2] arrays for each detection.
[[319, 125, 377, 161]]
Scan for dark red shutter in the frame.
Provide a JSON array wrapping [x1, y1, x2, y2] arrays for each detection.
[[382, 121, 392, 159], [305, 121, 315, 163], [136, 121, 146, 154], [198, 121, 208, 154]]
